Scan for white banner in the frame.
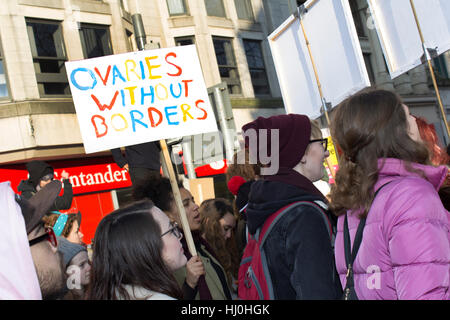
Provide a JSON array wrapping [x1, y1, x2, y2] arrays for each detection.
[[368, 0, 450, 78], [66, 45, 218, 153], [268, 0, 370, 119]]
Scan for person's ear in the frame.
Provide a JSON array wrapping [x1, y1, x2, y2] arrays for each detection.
[[300, 155, 307, 165]]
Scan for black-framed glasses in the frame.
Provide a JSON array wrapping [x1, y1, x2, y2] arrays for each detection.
[[29, 227, 58, 247], [309, 138, 328, 151], [160, 221, 182, 239]]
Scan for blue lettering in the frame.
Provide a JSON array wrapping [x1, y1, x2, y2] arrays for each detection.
[[130, 110, 148, 132], [165, 106, 179, 125], [70, 68, 97, 91]]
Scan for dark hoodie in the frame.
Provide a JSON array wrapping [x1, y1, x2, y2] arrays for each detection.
[[246, 179, 342, 300], [18, 161, 73, 212]]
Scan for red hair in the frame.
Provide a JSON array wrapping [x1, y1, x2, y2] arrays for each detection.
[[415, 117, 449, 166]]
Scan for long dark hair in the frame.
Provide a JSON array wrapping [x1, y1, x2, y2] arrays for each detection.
[[199, 198, 240, 283], [330, 89, 429, 218], [87, 200, 182, 300]]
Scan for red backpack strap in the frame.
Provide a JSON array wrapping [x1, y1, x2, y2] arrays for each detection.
[[256, 201, 333, 245]]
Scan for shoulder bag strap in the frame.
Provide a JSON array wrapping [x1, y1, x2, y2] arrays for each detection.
[[344, 181, 392, 266]]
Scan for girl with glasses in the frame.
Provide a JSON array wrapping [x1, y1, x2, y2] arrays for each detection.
[[240, 114, 341, 300], [87, 199, 187, 300], [133, 177, 233, 300]]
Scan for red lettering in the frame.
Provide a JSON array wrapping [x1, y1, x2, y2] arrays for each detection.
[[148, 107, 163, 127], [182, 80, 193, 97], [195, 99, 208, 120], [165, 52, 182, 77], [91, 115, 108, 138], [91, 91, 119, 111], [94, 66, 112, 86]]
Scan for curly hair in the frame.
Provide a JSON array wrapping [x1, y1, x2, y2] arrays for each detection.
[[226, 148, 261, 184], [415, 116, 449, 166], [42, 213, 79, 238], [329, 89, 430, 218], [199, 198, 240, 283]]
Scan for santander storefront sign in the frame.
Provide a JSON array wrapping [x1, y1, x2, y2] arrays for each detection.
[[62, 164, 130, 194], [0, 157, 131, 195]]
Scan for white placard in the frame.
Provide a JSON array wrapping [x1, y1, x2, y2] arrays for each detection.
[[66, 45, 218, 154], [268, 0, 370, 119], [368, 0, 450, 78]]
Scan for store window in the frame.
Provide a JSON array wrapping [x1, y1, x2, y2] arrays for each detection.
[[213, 37, 241, 95], [26, 19, 69, 96], [79, 24, 113, 59], [205, 0, 226, 17], [243, 39, 270, 95]]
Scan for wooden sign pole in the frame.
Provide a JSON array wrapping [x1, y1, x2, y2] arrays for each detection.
[[297, 4, 339, 177], [409, 0, 450, 138], [160, 140, 197, 257]]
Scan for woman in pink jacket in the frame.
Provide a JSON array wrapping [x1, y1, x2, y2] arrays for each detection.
[[330, 89, 449, 300]]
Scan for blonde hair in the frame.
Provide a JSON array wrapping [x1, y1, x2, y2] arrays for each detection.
[[310, 119, 323, 140]]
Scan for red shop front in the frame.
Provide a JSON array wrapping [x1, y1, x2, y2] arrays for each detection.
[[0, 156, 131, 245], [0, 155, 229, 246]]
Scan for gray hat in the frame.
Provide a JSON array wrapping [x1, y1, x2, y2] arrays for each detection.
[[57, 236, 87, 269]]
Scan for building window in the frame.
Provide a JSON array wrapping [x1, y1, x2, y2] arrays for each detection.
[[80, 24, 113, 59], [434, 54, 450, 80], [243, 39, 270, 95], [349, 0, 366, 38], [0, 46, 9, 98], [363, 53, 376, 85], [234, 0, 254, 20], [213, 37, 241, 94], [175, 36, 195, 46], [205, 0, 226, 17], [126, 29, 136, 52], [167, 0, 188, 16], [26, 19, 69, 96]]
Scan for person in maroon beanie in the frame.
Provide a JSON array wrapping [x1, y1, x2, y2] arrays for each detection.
[[241, 114, 342, 300]]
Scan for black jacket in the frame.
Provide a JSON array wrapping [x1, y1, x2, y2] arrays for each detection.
[[246, 180, 342, 300], [17, 179, 73, 212], [111, 142, 161, 171]]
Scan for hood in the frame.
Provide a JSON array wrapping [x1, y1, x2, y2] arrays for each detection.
[[17, 180, 35, 193], [26, 161, 53, 188], [246, 180, 325, 234], [377, 158, 448, 190], [0, 181, 42, 299]]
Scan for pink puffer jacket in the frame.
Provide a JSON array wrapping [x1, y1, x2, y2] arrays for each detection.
[[335, 158, 450, 300]]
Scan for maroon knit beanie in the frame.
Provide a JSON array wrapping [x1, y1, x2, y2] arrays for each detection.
[[242, 114, 311, 170]]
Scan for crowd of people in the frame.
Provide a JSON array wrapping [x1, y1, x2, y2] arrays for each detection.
[[0, 89, 449, 300]]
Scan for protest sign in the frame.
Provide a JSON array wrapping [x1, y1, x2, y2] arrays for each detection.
[[368, 0, 450, 79], [65, 45, 218, 153], [268, 0, 370, 119]]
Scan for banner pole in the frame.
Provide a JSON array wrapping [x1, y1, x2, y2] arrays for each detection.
[[409, 0, 450, 138], [130, 11, 197, 256], [298, 5, 338, 176], [160, 139, 197, 256]]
